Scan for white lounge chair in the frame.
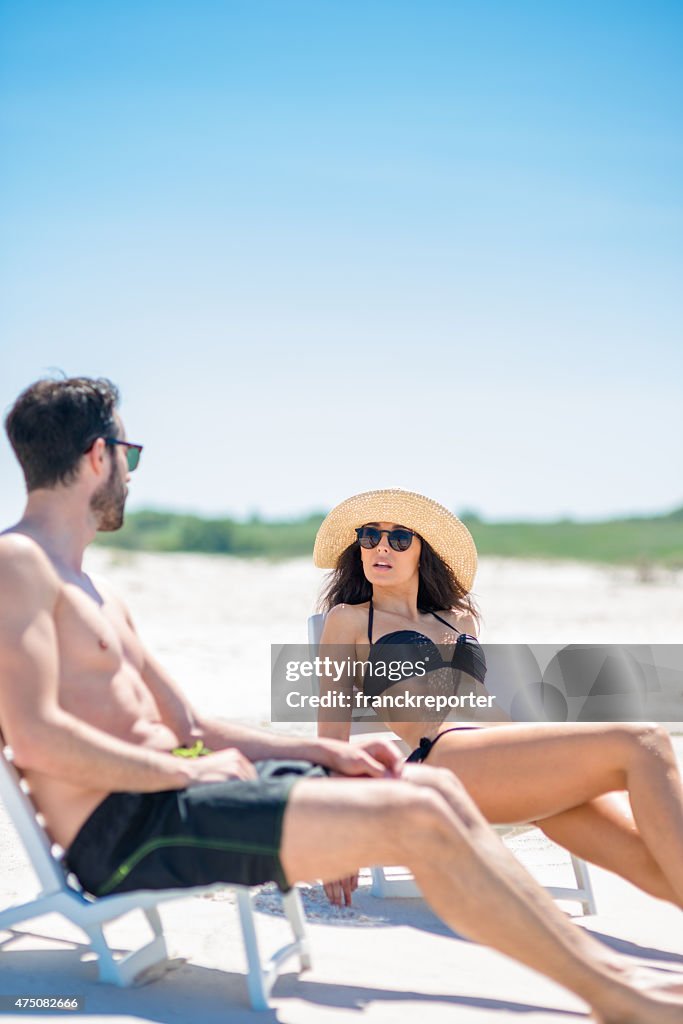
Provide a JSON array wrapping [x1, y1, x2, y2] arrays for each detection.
[[308, 612, 596, 915], [0, 739, 311, 1009]]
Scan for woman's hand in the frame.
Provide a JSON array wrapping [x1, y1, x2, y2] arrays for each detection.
[[315, 736, 404, 778], [324, 874, 359, 907]]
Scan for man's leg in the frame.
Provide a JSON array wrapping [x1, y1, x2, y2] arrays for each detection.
[[280, 766, 683, 1024]]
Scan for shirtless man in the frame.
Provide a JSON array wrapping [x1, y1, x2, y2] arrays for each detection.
[[0, 376, 682, 1023]]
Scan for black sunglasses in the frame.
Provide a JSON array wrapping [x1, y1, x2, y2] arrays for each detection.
[[355, 526, 416, 552], [105, 438, 143, 472]]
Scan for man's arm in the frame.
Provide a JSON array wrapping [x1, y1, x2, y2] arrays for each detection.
[[137, 633, 333, 762], [196, 713, 343, 763], [114, 571, 402, 778], [139, 632, 402, 777], [0, 538, 194, 791], [195, 712, 404, 778]]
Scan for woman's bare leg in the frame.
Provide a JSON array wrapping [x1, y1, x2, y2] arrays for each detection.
[[280, 769, 683, 1023], [424, 722, 683, 906], [536, 792, 678, 904]]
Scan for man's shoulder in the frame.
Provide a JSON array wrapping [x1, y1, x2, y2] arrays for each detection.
[[0, 529, 51, 567], [0, 532, 59, 602]]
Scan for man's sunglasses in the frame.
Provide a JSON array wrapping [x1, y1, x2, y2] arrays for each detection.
[[84, 436, 143, 472], [355, 526, 417, 552], [105, 438, 143, 472]]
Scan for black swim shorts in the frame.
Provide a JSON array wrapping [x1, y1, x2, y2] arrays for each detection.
[[64, 759, 327, 897]]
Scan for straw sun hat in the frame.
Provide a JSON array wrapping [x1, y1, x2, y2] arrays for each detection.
[[313, 488, 478, 593]]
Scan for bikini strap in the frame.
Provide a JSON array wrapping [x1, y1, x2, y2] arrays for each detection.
[[430, 610, 462, 634], [370, 602, 460, 642]]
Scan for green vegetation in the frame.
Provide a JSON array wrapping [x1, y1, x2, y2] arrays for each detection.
[[469, 514, 683, 567], [94, 505, 683, 568], [95, 510, 326, 558]]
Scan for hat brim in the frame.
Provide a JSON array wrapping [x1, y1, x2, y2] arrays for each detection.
[[313, 488, 477, 593]]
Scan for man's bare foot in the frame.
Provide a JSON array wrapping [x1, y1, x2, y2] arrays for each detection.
[[592, 965, 683, 1023], [628, 964, 683, 998]]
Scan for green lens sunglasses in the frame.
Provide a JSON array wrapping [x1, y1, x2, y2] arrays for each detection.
[[104, 438, 143, 472], [83, 435, 143, 472]]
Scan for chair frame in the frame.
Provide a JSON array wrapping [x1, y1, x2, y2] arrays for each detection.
[[0, 744, 311, 1009], [307, 612, 596, 915]]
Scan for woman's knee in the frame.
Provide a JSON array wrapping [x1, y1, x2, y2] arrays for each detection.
[[622, 722, 674, 763], [634, 722, 675, 763]]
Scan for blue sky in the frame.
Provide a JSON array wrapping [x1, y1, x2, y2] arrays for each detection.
[[1, 1, 681, 524]]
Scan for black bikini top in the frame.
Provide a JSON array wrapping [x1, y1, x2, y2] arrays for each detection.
[[366, 599, 487, 686]]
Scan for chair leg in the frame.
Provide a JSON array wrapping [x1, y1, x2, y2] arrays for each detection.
[[144, 905, 164, 939], [570, 854, 597, 915], [82, 911, 170, 988], [368, 847, 594, 912], [84, 924, 127, 986], [369, 866, 421, 898], [370, 866, 388, 897], [282, 888, 311, 970], [235, 888, 269, 1011]]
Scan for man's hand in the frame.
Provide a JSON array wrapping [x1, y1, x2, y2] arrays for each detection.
[[185, 748, 258, 785], [316, 737, 404, 778], [324, 874, 359, 907]]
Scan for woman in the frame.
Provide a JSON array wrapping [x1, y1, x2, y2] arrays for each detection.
[[315, 488, 683, 909]]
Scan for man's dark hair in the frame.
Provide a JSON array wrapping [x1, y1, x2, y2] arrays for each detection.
[[5, 377, 120, 491]]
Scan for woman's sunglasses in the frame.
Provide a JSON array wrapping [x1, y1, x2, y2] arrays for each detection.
[[355, 526, 416, 552]]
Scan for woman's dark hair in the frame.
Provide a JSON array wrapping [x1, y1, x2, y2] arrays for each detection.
[[5, 376, 120, 491], [319, 535, 480, 625]]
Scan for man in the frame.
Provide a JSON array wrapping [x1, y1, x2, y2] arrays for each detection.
[[0, 376, 681, 1023]]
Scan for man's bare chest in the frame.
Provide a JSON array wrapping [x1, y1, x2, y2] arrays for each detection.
[[53, 582, 152, 720]]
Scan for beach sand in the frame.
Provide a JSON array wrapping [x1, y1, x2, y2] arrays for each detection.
[[1, 551, 682, 1021]]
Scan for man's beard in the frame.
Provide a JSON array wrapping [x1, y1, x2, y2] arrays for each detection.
[[90, 459, 127, 531]]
